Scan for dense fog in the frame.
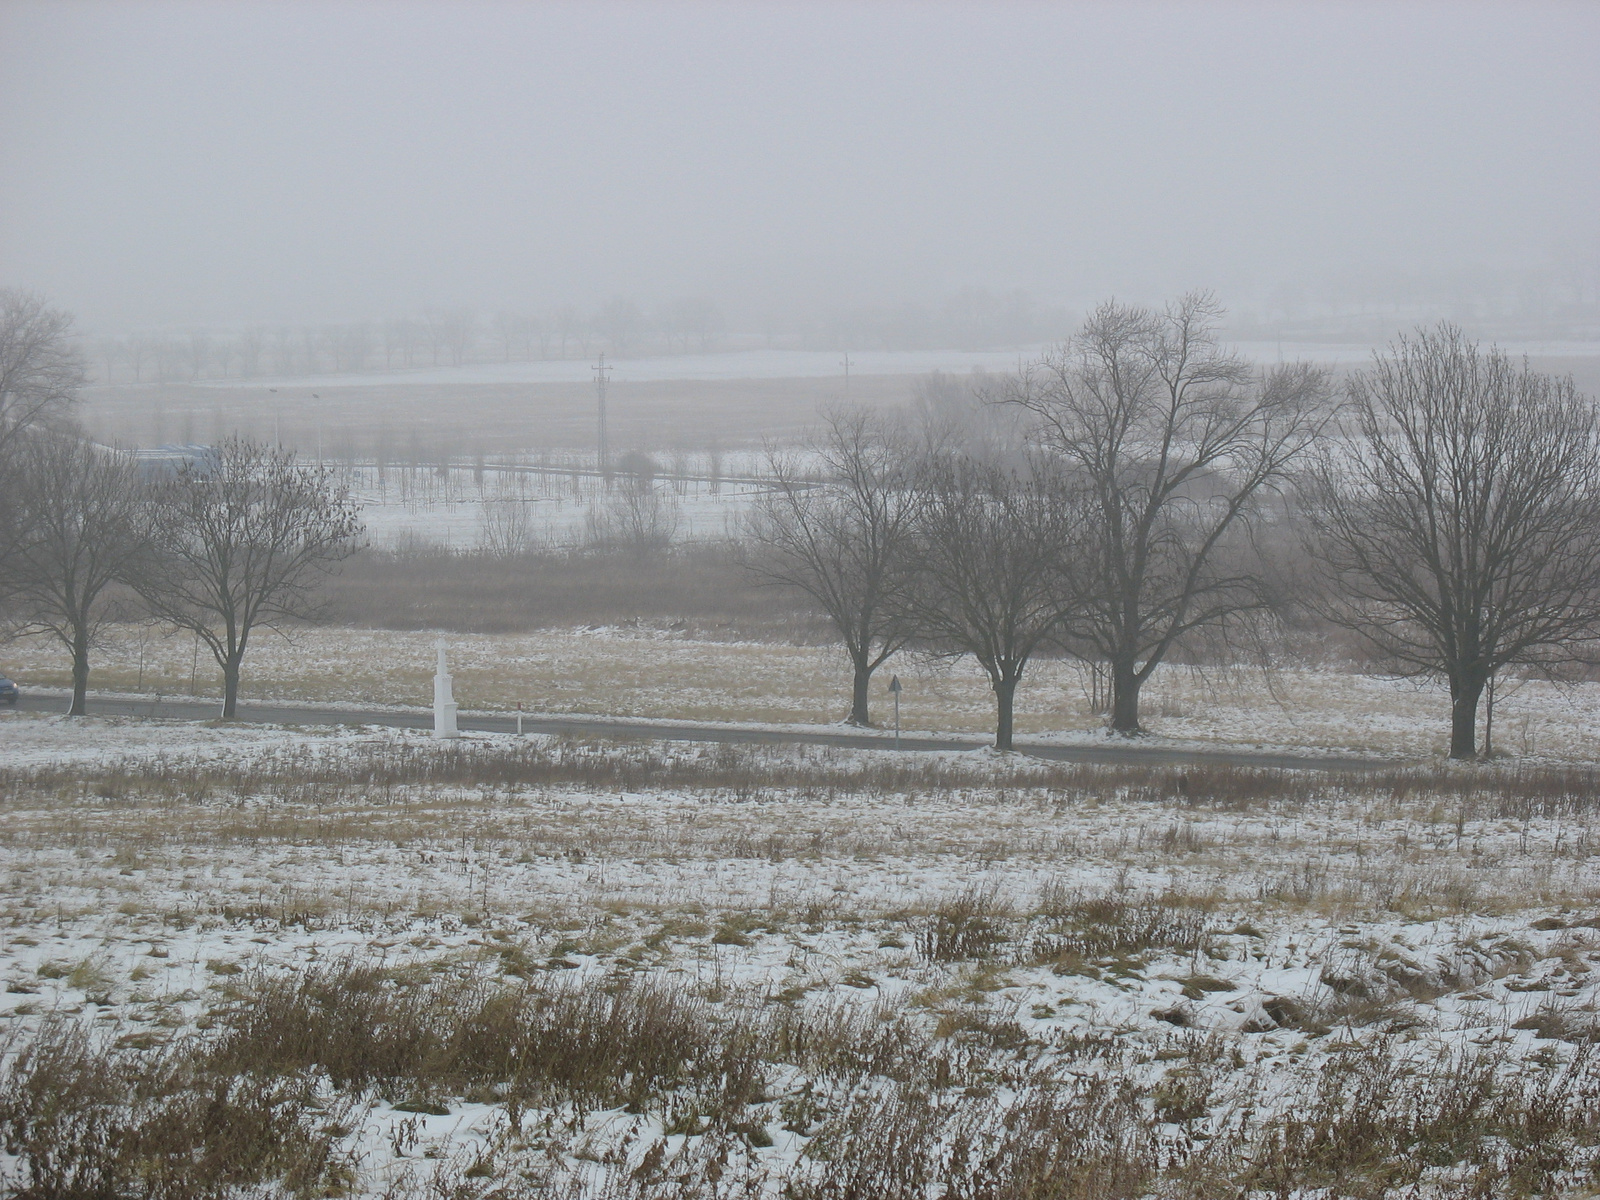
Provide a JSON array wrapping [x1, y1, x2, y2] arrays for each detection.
[[3, 0, 1597, 337], [11, 9, 1600, 1195]]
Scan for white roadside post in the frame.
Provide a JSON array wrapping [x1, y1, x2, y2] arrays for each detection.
[[517, 700, 523, 737], [433, 640, 459, 740], [888, 674, 902, 751]]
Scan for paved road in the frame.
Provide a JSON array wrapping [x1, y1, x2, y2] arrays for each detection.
[[12, 690, 1400, 773]]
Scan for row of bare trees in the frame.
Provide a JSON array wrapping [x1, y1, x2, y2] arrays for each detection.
[[2, 290, 365, 718], [3, 435, 364, 718], [748, 296, 1600, 759], [95, 313, 476, 383], [14, 285, 1600, 759]]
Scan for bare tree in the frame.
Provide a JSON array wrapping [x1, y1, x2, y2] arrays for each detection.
[[658, 297, 722, 353], [1002, 293, 1329, 735], [685, 297, 722, 352], [517, 313, 543, 361], [595, 297, 647, 357], [154, 336, 185, 382], [492, 312, 534, 362], [585, 471, 680, 556], [1304, 325, 1600, 759], [553, 305, 585, 358], [745, 409, 919, 725], [128, 335, 157, 383], [478, 492, 536, 558], [138, 437, 364, 718], [908, 452, 1084, 750], [236, 328, 265, 378], [341, 323, 374, 373], [6, 434, 150, 715], [185, 331, 212, 381], [319, 325, 345, 373], [441, 310, 476, 367], [657, 300, 691, 353], [422, 313, 448, 366], [94, 337, 123, 385], [269, 327, 296, 376], [0, 290, 86, 466], [301, 327, 323, 375], [382, 319, 407, 370]]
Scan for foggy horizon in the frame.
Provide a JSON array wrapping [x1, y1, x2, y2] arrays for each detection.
[[3, 0, 1597, 339]]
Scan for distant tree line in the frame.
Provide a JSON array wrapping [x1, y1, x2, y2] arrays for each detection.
[[86, 285, 1070, 384], [0, 290, 364, 718], [1241, 257, 1600, 343], [747, 294, 1600, 759], [88, 298, 728, 384]]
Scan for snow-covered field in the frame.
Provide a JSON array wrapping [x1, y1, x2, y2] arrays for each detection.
[[10, 621, 1600, 761], [347, 464, 764, 551], [202, 340, 1600, 392], [0, 713, 1597, 1195], [206, 346, 1052, 391]]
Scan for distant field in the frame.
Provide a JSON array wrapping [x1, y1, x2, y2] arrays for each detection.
[[76, 349, 1600, 463], [75, 371, 921, 461]]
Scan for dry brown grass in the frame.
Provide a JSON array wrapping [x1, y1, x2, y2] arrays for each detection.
[[324, 544, 818, 637], [209, 962, 771, 1120], [1031, 889, 1214, 963], [0, 1020, 350, 1200], [12, 737, 1600, 827], [7, 973, 1599, 1199]]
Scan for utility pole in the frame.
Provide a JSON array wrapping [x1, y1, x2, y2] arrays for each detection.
[[593, 352, 612, 485], [842, 351, 852, 400]]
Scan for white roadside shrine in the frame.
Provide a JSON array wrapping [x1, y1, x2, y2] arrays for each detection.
[[433, 640, 459, 739]]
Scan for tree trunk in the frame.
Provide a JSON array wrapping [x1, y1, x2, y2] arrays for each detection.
[[222, 658, 241, 720], [848, 654, 872, 726], [1448, 672, 1485, 760], [1110, 655, 1142, 736], [69, 631, 90, 717], [1483, 671, 1496, 759], [994, 675, 1016, 751]]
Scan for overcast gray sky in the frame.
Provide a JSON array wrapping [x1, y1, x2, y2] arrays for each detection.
[[2, 0, 1596, 332]]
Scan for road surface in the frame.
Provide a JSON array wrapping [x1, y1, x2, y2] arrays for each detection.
[[11, 690, 1400, 773]]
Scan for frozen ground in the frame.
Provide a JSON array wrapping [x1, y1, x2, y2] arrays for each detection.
[[346, 464, 765, 551], [0, 713, 1597, 1194], [9, 621, 1600, 761]]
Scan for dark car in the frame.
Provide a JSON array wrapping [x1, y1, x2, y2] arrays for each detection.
[[0, 677, 17, 706]]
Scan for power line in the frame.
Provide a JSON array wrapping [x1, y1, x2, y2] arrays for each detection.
[[592, 352, 612, 484]]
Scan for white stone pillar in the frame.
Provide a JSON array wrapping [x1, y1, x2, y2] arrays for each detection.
[[433, 640, 459, 739]]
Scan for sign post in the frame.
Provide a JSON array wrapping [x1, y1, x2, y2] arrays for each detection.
[[888, 674, 902, 751]]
